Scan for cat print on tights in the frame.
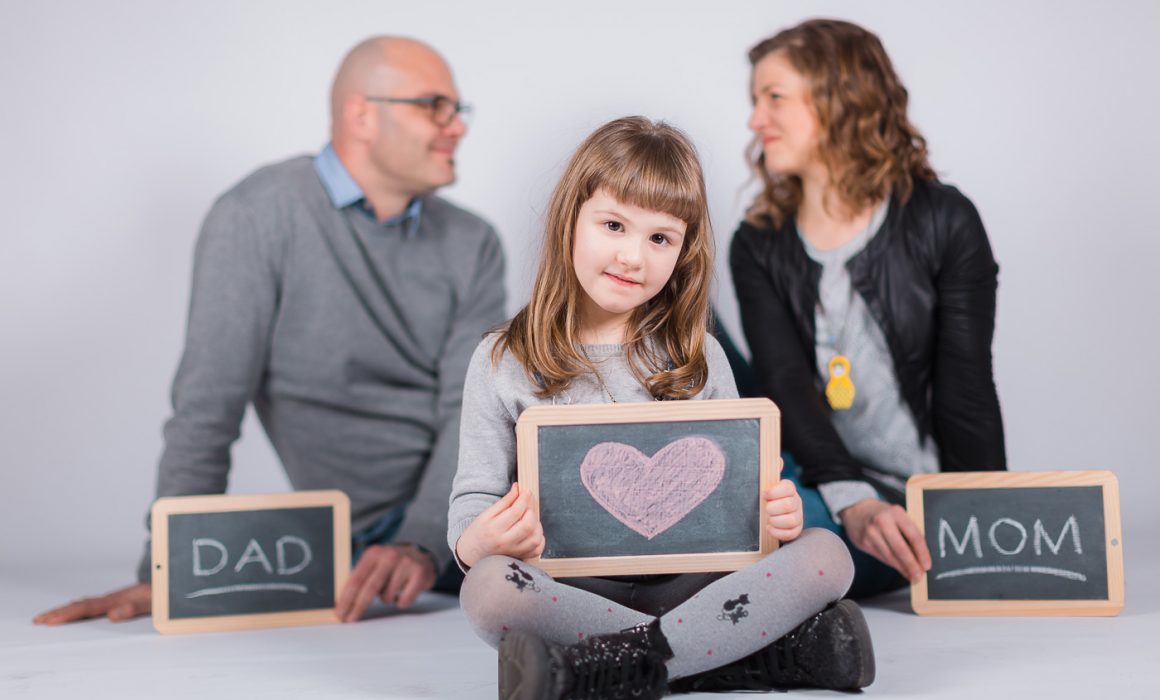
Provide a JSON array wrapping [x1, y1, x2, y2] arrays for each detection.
[[505, 562, 541, 593], [718, 594, 750, 625]]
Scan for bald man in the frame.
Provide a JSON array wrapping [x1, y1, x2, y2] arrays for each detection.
[[36, 37, 506, 625]]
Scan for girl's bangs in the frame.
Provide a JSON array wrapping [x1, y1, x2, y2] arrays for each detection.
[[592, 152, 702, 226]]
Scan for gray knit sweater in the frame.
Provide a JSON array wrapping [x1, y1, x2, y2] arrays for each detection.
[[140, 154, 505, 580], [447, 333, 739, 559]]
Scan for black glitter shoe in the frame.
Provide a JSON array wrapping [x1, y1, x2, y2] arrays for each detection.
[[498, 619, 673, 699], [669, 599, 875, 693]]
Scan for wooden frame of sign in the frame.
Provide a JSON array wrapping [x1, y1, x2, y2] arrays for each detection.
[[516, 397, 780, 577], [151, 490, 351, 634], [907, 470, 1124, 616]]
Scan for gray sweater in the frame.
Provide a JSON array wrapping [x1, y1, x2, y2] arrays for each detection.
[[140, 154, 505, 580], [447, 333, 739, 559]]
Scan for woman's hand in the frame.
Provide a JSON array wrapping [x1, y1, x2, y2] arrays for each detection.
[[765, 478, 804, 542], [839, 498, 931, 582], [455, 483, 545, 568]]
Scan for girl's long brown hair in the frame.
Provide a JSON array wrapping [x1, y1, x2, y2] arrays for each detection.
[[495, 116, 715, 399], [746, 19, 936, 228]]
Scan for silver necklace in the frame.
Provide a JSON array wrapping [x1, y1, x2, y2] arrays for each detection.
[[579, 345, 666, 403], [580, 346, 618, 403]]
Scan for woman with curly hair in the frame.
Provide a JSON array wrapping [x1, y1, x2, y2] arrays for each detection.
[[731, 18, 1006, 598]]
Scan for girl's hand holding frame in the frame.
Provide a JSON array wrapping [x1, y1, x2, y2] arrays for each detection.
[[456, 483, 546, 568]]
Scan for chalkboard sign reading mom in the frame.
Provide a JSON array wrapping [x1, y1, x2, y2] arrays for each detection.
[[151, 491, 350, 633], [516, 398, 780, 577], [907, 471, 1123, 616]]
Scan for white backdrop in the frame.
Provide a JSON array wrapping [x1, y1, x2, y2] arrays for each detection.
[[2, 1, 1158, 575]]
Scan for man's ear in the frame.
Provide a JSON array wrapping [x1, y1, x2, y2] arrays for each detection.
[[343, 95, 376, 142]]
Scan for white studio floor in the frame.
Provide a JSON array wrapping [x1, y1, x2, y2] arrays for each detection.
[[3, 545, 1156, 700]]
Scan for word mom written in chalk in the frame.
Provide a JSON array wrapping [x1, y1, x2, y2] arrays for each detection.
[[939, 515, 1082, 559], [929, 499, 1102, 588], [909, 476, 1121, 614], [193, 536, 314, 577]]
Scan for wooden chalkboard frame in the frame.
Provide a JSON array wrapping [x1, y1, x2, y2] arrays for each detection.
[[151, 490, 351, 634], [907, 470, 1124, 616], [516, 397, 780, 577]]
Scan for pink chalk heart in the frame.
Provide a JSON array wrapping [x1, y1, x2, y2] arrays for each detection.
[[579, 437, 726, 539]]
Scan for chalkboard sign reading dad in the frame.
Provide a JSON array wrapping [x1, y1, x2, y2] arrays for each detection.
[[516, 398, 780, 577], [151, 491, 350, 634], [907, 471, 1123, 616]]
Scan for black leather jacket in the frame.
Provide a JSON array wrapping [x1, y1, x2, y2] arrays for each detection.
[[730, 179, 1006, 495]]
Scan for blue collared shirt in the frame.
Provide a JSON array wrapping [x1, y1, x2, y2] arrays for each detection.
[[313, 143, 423, 237]]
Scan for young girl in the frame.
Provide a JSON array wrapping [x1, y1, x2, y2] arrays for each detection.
[[448, 117, 873, 699]]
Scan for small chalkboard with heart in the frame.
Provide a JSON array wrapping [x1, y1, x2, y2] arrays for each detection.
[[516, 398, 780, 576]]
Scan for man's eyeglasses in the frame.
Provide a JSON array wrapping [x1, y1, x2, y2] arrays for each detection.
[[365, 95, 472, 127]]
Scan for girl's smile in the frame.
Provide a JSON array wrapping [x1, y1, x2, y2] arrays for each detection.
[[604, 271, 641, 287]]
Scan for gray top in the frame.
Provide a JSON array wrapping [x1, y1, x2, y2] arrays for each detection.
[[140, 153, 506, 580], [801, 201, 940, 520], [447, 333, 739, 563]]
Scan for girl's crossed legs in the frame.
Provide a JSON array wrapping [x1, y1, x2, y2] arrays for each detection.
[[460, 527, 853, 679]]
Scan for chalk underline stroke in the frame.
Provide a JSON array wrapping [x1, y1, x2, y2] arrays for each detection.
[[185, 583, 309, 599], [935, 565, 1087, 582]]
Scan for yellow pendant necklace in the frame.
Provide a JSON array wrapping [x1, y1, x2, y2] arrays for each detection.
[[822, 290, 857, 411], [825, 355, 855, 410]]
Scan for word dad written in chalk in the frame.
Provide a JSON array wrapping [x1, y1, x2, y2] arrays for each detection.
[[937, 515, 1084, 581], [189, 536, 314, 597], [151, 491, 350, 633]]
